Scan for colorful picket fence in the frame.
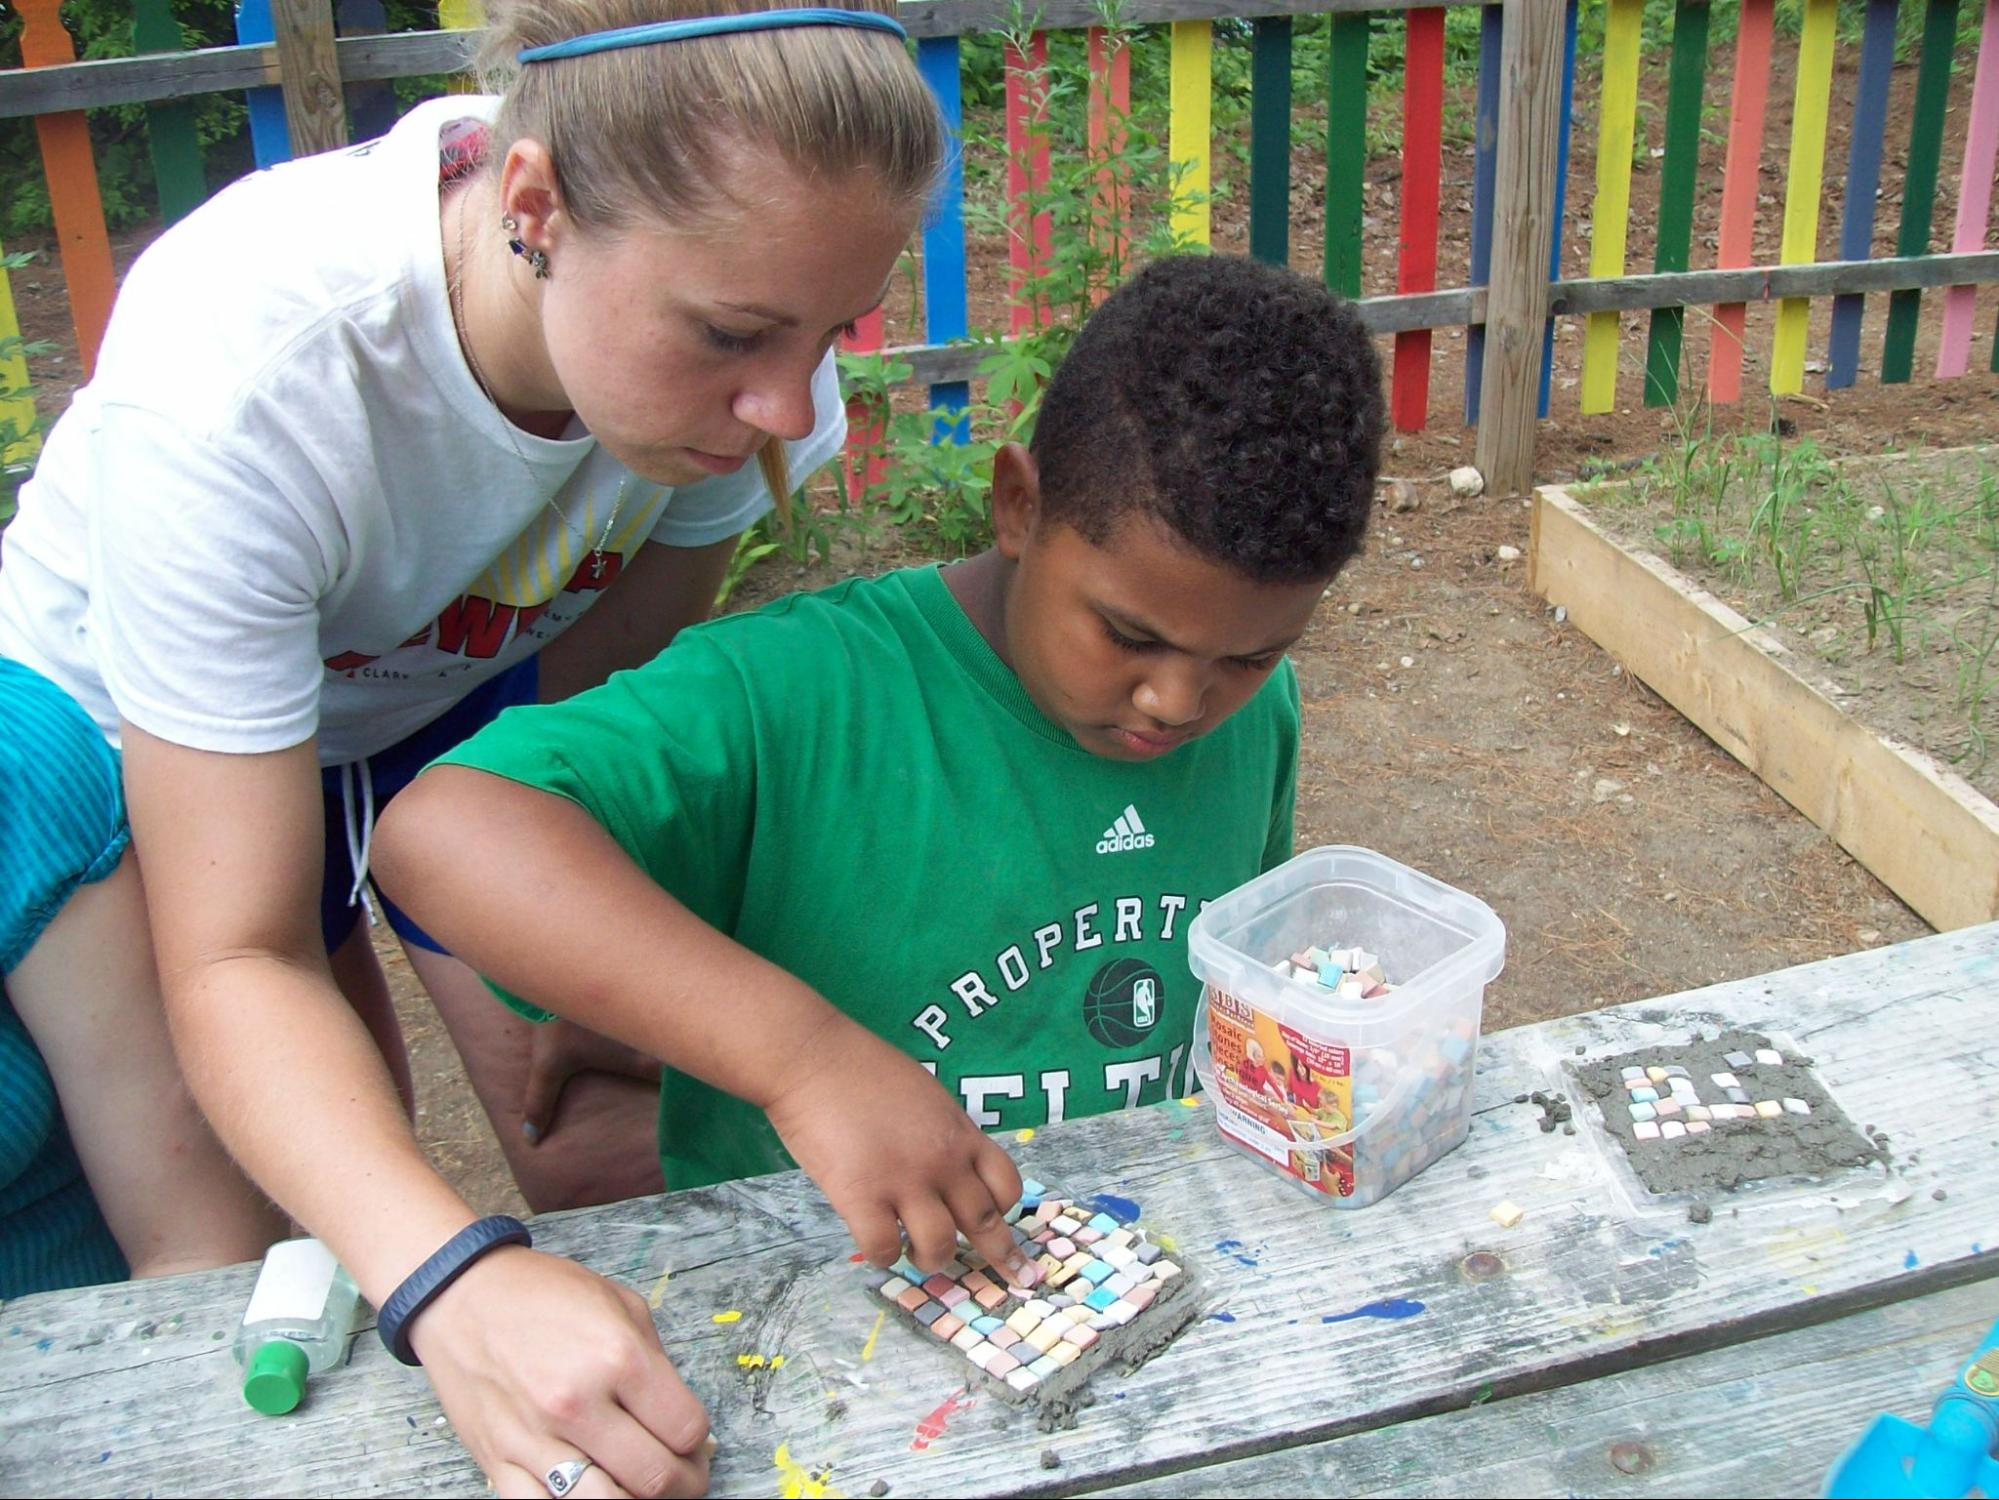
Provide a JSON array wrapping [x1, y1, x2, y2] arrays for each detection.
[[5, 0, 1999, 494]]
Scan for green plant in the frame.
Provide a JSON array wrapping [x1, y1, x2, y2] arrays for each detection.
[[812, 10, 1186, 564], [1631, 408, 1999, 783], [0, 249, 52, 525], [715, 527, 781, 610]]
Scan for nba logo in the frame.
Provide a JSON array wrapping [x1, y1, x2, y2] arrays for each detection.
[[1132, 977, 1156, 1028]]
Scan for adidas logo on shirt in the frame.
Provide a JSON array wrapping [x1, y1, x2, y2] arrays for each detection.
[[1096, 804, 1155, 854]]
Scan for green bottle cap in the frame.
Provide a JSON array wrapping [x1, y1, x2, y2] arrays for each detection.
[[242, 1339, 309, 1415]]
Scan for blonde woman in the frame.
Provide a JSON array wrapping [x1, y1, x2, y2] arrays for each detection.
[[0, 3, 960, 1491]]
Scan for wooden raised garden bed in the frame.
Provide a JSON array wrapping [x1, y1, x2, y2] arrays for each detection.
[[1530, 475, 1999, 932]]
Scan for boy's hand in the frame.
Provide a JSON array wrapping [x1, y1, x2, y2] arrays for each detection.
[[762, 1019, 1035, 1285]]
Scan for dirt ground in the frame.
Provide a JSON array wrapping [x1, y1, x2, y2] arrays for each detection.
[[11, 31, 1997, 1216]]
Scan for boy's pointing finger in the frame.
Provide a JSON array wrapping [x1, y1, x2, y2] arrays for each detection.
[[956, 1144, 1036, 1288]]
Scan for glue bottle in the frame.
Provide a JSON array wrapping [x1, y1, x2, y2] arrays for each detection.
[[233, 1236, 362, 1415]]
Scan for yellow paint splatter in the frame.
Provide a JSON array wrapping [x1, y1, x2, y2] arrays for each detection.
[[773, 1441, 847, 1499], [1015, 1128, 1035, 1142], [1555, 1308, 1651, 1342], [1154, 1232, 1179, 1253], [1179, 1096, 1202, 1109], [1802, 1283, 1819, 1295], [861, 1309, 885, 1363], [1763, 1224, 1848, 1275], [712, 1309, 743, 1324], [737, 1353, 786, 1371], [646, 1268, 672, 1309]]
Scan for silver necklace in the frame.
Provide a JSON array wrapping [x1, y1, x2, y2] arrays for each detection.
[[448, 188, 629, 581]]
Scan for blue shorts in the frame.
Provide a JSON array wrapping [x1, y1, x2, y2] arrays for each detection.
[[0, 658, 131, 976], [320, 658, 538, 955]]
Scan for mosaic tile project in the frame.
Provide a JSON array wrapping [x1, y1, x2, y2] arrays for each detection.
[[1204, 939, 1477, 1204], [1574, 1029, 1884, 1197], [1614, 1050, 1811, 1141], [864, 1180, 1201, 1409]]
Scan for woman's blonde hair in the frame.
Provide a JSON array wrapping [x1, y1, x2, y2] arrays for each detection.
[[478, 0, 942, 515]]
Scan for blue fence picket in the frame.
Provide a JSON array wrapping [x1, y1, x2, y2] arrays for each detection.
[[917, 35, 970, 440], [1463, 3, 1502, 423], [1538, 0, 1579, 418], [235, 0, 293, 167]]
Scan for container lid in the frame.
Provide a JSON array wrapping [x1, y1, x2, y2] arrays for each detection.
[[242, 1339, 308, 1415]]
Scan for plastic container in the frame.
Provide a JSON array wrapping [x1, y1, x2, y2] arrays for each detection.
[[234, 1237, 361, 1415], [1187, 845, 1505, 1207]]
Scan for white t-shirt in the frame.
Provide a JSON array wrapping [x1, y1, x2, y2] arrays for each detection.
[[0, 97, 846, 766]]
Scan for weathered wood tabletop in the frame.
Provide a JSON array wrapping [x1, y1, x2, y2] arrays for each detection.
[[4, 925, 1996, 1498]]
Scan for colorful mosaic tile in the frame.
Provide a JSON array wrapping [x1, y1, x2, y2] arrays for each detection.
[[865, 1181, 1201, 1406], [1608, 1048, 1827, 1149]]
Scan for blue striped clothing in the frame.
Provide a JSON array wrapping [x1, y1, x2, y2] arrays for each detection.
[[0, 656, 131, 1296]]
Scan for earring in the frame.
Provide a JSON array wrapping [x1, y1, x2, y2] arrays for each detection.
[[502, 216, 550, 280]]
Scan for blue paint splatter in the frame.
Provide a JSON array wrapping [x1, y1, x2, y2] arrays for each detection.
[[1323, 1297, 1427, 1325], [1215, 1238, 1260, 1268], [33, 1338, 51, 1352], [1904, 1249, 1920, 1270], [97, 1452, 111, 1464], [1976, 1244, 1985, 1256], [1208, 1310, 1237, 1323], [1089, 1193, 1142, 1224], [1648, 1238, 1690, 1259]]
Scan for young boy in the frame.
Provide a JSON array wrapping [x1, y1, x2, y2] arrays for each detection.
[[373, 254, 1384, 1282]]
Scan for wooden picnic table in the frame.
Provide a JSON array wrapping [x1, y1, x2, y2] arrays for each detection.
[[4, 923, 1996, 1498]]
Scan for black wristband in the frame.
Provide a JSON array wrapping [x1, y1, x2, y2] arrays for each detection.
[[378, 1215, 532, 1366]]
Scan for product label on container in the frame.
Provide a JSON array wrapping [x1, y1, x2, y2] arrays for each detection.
[[244, 1237, 340, 1325], [1206, 985, 1356, 1198]]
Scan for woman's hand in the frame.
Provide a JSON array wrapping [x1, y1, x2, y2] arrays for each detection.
[[521, 1019, 664, 1146], [410, 1246, 711, 1499], [762, 1018, 1031, 1284]]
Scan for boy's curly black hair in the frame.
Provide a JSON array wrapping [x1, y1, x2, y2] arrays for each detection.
[[1030, 254, 1385, 583]]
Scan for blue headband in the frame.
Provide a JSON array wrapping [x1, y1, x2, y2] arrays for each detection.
[[517, 7, 906, 63]]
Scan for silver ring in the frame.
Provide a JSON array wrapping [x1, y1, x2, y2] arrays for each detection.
[[545, 1458, 594, 1497]]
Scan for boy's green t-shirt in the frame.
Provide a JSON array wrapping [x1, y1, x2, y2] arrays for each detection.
[[438, 564, 1297, 1189]]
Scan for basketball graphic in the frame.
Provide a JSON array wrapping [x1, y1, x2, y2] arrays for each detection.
[[1082, 958, 1165, 1046]]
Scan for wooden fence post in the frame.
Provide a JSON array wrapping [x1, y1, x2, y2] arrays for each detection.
[[17, 0, 118, 378], [1087, 26, 1132, 292], [1247, 17, 1291, 266], [1936, 0, 1999, 377], [439, 0, 486, 93], [1168, 20, 1211, 248], [131, 0, 207, 222], [334, 0, 399, 141], [1881, 0, 1962, 384], [235, 0, 294, 166], [271, 0, 349, 158], [1474, 0, 1565, 498], [1321, 10, 1369, 299], [1003, 33, 1052, 333], [917, 34, 970, 433]]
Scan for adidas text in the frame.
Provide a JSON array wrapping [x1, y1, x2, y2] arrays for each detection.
[[1097, 804, 1155, 854]]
